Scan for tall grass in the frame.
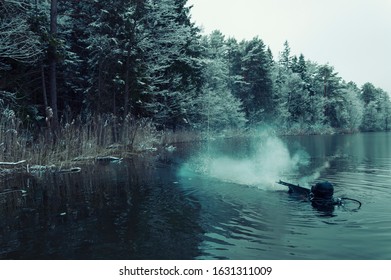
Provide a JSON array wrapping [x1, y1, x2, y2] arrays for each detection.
[[0, 111, 162, 166]]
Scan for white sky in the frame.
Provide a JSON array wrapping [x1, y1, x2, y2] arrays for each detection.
[[187, 0, 391, 93]]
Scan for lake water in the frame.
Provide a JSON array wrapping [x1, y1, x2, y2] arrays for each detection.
[[1, 132, 390, 259]]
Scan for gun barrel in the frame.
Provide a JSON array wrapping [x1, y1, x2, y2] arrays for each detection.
[[277, 180, 311, 194], [277, 180, 297, 188]]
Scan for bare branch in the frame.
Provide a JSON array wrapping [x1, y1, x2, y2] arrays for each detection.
[[0, 17, 43, 63], [0, 1, 43, 66]]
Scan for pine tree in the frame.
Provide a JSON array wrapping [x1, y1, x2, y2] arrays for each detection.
[[279, 40, 291, 70], [140, 0, 203, 129], [241, 37, 273, 123], [360, 85, 391, 131], [361, 82, 377, 105], [83, 0, 147, 116], [304, 61, 327, 129], [226, 37, 245, 101], [316, 64, 345, 128], [297, 54, 307, 79], [194, 31, 246, 131], [339, 82, 363, 132]]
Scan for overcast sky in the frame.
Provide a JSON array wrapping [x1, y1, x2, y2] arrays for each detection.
[[187, 0, 391, 93]]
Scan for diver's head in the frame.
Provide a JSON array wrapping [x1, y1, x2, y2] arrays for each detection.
[[311, 181, 334, 200], [310, 181, 335, 214]]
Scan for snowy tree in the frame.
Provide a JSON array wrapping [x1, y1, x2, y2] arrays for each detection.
[[271, 65, 291, 130], [225, 37, 246, 102], [0, 0, 47, 120], [1, 0, 390, 136], [0, 0, 43, 69], [303, 61, 327, 129], [360, 83, 391, 131], [291, 54, 308, 81], [361, 82, 377, 105], [382, 93, 391, 131], [334, 83, 363, 132], [192, 32, 246, 131], [286, 73, 311, 125], [195, 87, 247, 131], [314, 64, 347, 128], [240, 37, 273, 123], [81, 0, 153, 117], [279, 40, 292, 71], [361, 101, 380, 131], [271, 63, 313, 132], [140, 0, 203, 129]]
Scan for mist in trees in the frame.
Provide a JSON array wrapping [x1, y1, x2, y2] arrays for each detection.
[[1, 0, 390, 137]]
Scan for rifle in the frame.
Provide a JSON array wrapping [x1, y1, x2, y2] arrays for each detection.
[[277, 180, 311, 195]]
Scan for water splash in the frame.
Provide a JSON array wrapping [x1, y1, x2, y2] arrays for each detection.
[[179, 135, 310, 190]]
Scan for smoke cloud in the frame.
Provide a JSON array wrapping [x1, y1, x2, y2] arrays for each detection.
[[179, 134, 310, 190]]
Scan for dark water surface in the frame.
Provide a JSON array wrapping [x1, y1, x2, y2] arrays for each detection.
[[1, 132, 390, 259]]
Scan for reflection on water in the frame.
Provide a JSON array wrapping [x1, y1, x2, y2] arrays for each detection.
[[1, 132, 391, 259], [0, 158, 203, 259]]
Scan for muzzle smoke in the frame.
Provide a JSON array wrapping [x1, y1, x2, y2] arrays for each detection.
[[179, 135, 311, 190]]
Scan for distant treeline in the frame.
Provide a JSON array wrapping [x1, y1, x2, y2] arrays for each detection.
[[1, 0, 390, 135]]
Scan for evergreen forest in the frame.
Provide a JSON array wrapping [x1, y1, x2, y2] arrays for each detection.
[[1, 0, 390, 163]]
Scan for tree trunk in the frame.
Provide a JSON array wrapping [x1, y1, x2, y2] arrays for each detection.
[[49, 0, 58, 128], [41, 65, 48, 109], [97, 57, 103, 113], [124, 53, 130, 118]]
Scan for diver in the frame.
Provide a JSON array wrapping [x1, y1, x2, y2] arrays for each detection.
[[277, 180, 362, 212]]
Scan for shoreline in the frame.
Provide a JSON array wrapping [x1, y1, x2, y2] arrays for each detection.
[[1, 116, 389, 180]]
